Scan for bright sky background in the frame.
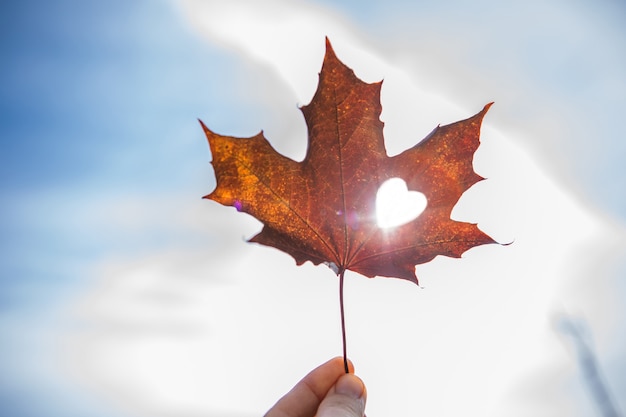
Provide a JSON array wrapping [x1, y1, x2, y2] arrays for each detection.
[[1, 1, 625, 416]]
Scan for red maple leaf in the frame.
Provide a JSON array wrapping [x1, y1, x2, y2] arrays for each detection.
[[201, 38, 496, 285]]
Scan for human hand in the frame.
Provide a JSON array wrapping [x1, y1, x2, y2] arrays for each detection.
[[264, 357, 367, 417]]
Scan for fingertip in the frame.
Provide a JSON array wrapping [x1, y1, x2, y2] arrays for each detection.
[[316, 373, 367, 417], [328, 356, 356, 373], [335, 373, 366, 400]]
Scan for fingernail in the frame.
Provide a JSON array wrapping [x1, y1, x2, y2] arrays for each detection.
[[335, 374, 365, 399]]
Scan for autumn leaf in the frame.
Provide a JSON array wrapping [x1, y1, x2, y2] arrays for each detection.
[[201, 38, 496, 285]]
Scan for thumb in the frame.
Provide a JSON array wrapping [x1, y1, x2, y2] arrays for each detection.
[[316, 373, 367, 417]]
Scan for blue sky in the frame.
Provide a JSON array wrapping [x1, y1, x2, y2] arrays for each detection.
[[1, 1, 625, 416], [1, 1, 224, 415]]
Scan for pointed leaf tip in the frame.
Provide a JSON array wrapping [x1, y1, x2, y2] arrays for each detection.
[[324, 36, 332, 50], [198, 119, 212, 134], [324, 37, 338, 61]]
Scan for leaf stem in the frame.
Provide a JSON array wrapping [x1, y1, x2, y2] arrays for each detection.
[[339, 268, 349, 373]]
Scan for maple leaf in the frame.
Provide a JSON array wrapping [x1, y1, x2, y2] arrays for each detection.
[[201, 38, 496, 285]]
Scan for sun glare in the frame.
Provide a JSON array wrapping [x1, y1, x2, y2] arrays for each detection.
[[376, 177, 427, 229]]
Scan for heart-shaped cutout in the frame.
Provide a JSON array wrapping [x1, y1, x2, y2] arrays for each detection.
[[376, 178, 427, 229]]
